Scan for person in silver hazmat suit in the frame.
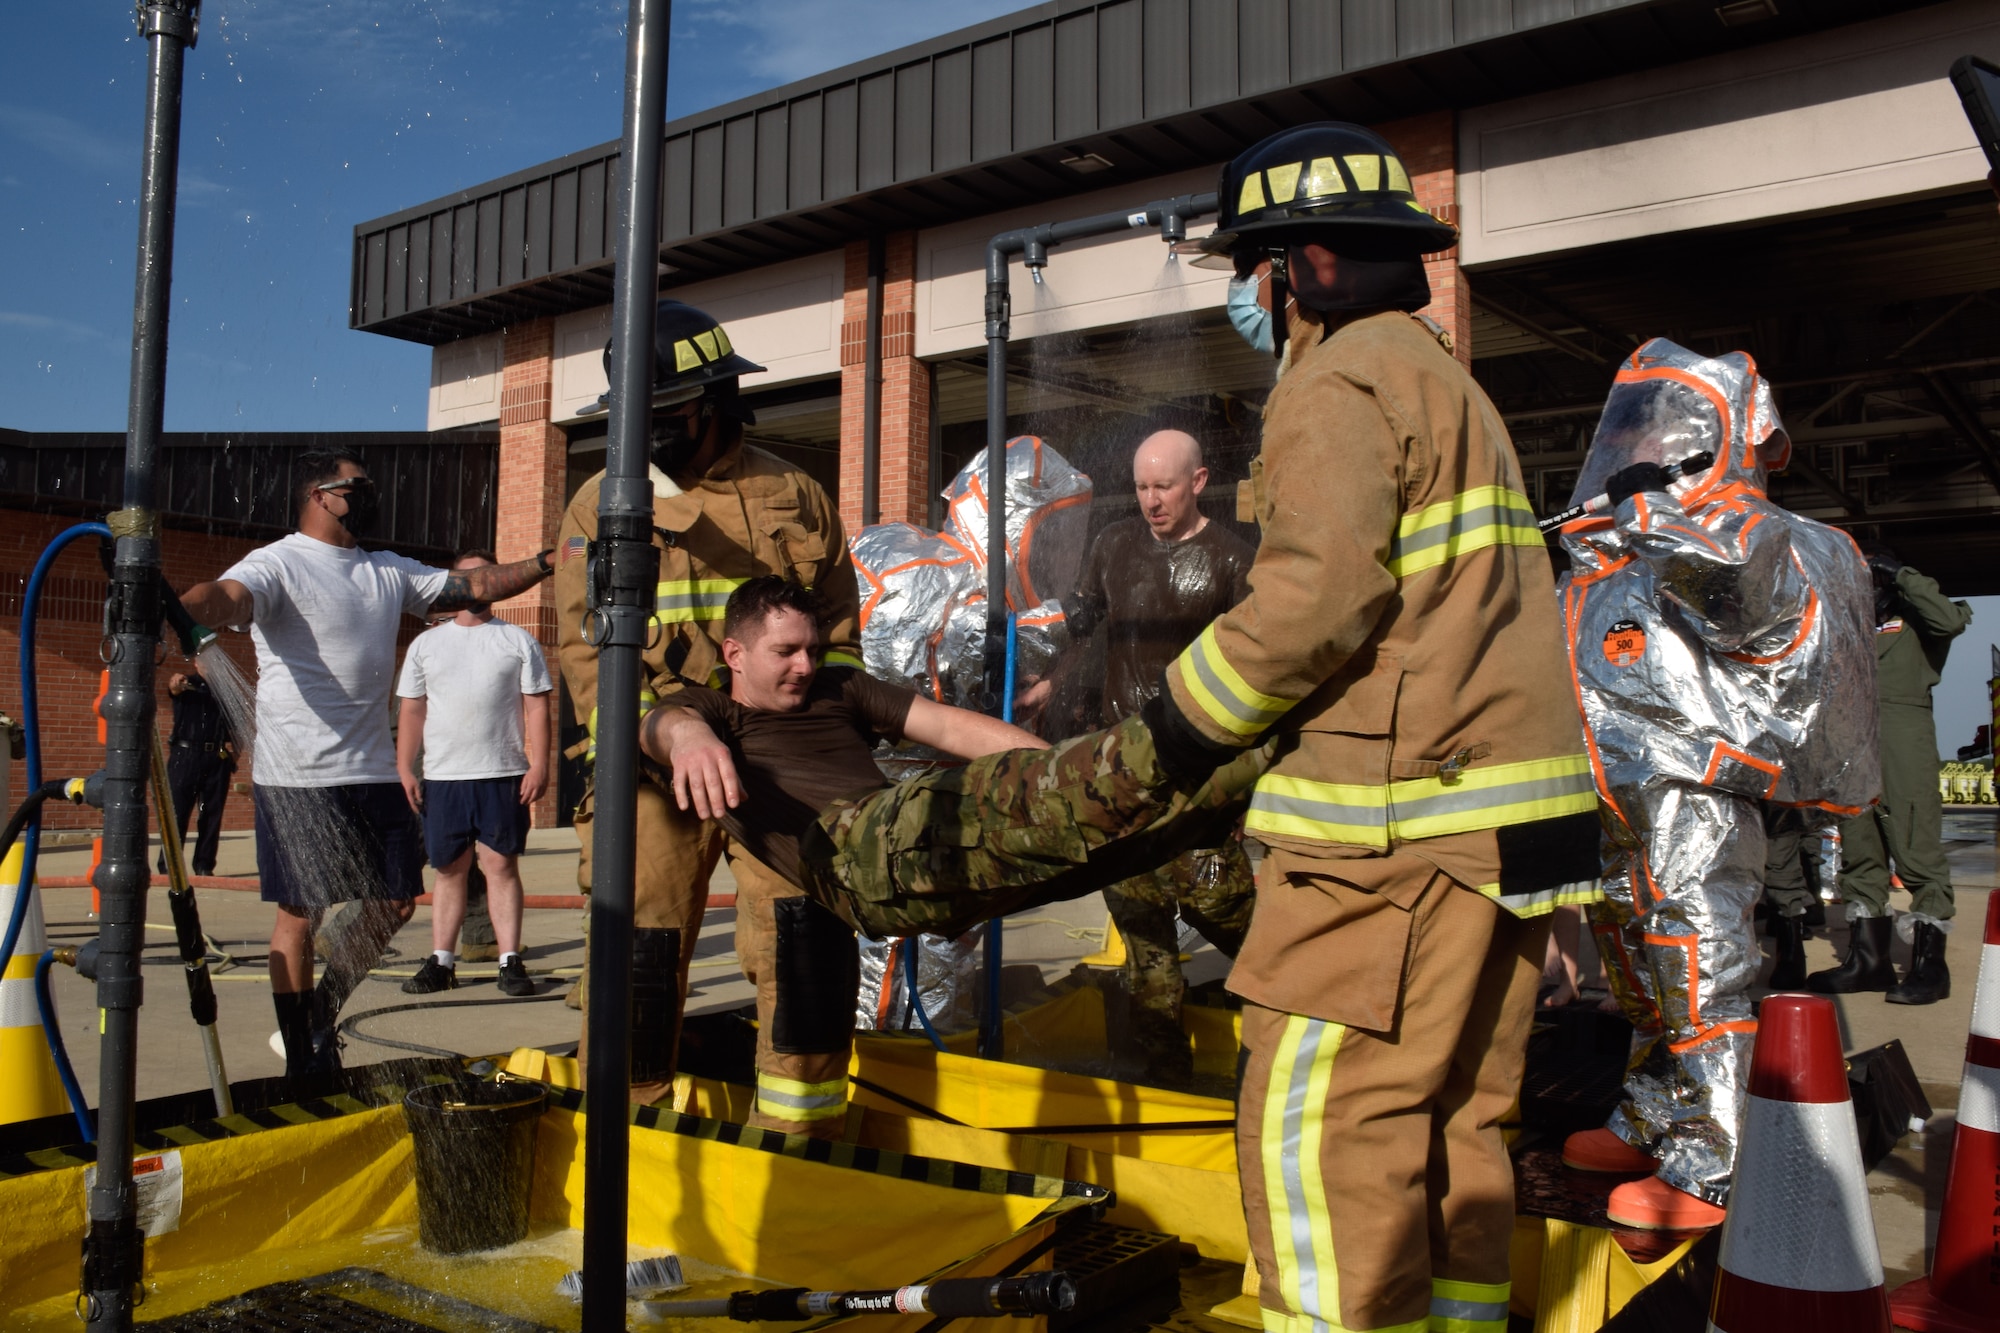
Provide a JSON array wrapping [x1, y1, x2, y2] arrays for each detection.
[[1555, 338, 1880, 1229]]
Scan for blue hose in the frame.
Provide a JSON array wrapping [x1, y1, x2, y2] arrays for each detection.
[[35, 950, 94, 1144], [902, 938, 947, 1052], [3, 523, 111, 1139]]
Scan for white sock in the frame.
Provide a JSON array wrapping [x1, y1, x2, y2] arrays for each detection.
[[434, 950, 455, 968], [499, 952, 520, 966]]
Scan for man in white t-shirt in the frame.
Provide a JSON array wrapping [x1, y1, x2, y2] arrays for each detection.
[[396, 550, 554, 998], [178, 450, 554, 1084]]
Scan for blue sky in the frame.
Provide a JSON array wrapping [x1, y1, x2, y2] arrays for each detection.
[[2, 1, 1023, 435]]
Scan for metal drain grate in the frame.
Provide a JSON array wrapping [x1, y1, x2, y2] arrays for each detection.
[[1052, 1221, 1181, 1332], [138, 1268, 556, 1333]]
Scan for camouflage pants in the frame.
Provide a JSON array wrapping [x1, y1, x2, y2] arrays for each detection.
[[1105, 840, 1254, 1080], [799, 715, 1271, 941]]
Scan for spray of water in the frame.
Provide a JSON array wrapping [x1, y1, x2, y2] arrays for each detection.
[[195, 639, 402, 1009], [1010, 262, 1263, 742]]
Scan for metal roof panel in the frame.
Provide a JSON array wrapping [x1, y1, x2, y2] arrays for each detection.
[[349, 0, 1931, 344]]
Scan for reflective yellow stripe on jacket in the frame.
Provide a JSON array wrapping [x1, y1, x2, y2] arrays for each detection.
[[1387, 486, 1542, 580], [1246, 755, 1596, 849], [1178, 624, 1298, 741], [1477, 879, 1603, 920], [657, 577, 742, 623]]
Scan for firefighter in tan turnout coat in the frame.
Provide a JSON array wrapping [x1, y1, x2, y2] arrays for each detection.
[[1168, 124, 1600, 1333], [556, 299, 864, 1136]]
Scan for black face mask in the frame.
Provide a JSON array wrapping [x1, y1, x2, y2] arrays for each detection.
[[649, 406, 707, 476], [331, 485, 380, 537]]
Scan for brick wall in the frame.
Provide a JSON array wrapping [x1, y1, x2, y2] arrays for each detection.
[[1, 510, 262, 832], [495, 318, 569, 827], [1377, 110, 1470, 368], [838, 233, 932, 532]]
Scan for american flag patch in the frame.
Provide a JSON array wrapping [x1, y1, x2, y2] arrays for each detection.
[[563, 536, 587, 563]]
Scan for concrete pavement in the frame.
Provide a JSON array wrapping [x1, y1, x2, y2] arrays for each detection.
[[20, 809, 2000, 1297]]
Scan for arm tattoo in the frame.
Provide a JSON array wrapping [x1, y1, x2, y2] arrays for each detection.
[[430, 557, 550, 613]]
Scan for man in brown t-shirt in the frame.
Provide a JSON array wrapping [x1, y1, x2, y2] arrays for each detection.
[[1027, 429, 1259, 1082], [642, 577, 1043, 1136]]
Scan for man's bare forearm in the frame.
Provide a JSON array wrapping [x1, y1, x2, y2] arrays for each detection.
[[431, 556, 551, 614], [638, 702, 702, 766], [904, 696, 1050, 758], [178, 579, 252, 628]]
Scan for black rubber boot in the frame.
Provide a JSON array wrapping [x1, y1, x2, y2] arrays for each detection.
[[1886, 921, 1950, 1006], [1767, 914, 1808, 990], [1807, 916, 1895, 993]]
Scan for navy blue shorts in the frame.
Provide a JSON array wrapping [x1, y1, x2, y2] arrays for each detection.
[[255, 782, 424, 908], [422, 776, 532, 868]]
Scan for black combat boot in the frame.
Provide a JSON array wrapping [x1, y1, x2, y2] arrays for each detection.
[[1807, 916, 1895, 993], [1767, 913, 1808, 990], [1885, 921, 1950, 1005]]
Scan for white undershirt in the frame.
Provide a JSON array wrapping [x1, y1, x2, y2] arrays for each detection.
[[219, 533, 448, 787], [396, 618, 553, 781]]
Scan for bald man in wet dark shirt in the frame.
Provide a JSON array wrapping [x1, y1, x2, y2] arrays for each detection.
[[1032, 429, 1257, 1081]]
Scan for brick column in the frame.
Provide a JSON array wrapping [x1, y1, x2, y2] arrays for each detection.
[[496, 318, 566, 827], [1378, 111, 1470, 369], [839, 232, 933, 532]]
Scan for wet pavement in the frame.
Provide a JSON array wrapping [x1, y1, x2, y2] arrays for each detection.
[[24, 808, 2000, 1314]]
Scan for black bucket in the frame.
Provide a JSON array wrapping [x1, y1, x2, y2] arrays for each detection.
[[403, 1079, 547, 1254]]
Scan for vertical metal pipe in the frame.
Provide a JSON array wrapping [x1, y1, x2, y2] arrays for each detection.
[[861, 235, 885, 527], [981, 243, 1011, 712], [926, 362, 943, 531], [583, 0, 669, 1327], [87, 4, 198, 1330]]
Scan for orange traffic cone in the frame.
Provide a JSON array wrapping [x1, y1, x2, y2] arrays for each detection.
[[1708, 994, 1889, 1332], [1889, 891, 2000, 1332], [0, 843, 71, 1126]]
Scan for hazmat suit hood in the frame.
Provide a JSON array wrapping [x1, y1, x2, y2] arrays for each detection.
[[1570, 339, 1791, 509]]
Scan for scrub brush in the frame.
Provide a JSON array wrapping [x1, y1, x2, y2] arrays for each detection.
[[558, 1255, 688, 1302]]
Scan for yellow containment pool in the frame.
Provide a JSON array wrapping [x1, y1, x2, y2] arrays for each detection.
[[0, 1067, 1100, 1332]]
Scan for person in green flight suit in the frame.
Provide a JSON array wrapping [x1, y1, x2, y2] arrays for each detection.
[[1806, 548, 1972, 1005]]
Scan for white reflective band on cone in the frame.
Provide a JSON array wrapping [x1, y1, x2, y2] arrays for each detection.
[[1, 975, 41, 1028], [1716, 1095, 1883, 1292], [1971, 944, 1999, 1039], [1959, 1062, 2000, 1135], [1, 867, 48, 958]]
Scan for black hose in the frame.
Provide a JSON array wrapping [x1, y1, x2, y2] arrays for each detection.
[[337, 992, 569, 1059], [0, 782, 65, 870]]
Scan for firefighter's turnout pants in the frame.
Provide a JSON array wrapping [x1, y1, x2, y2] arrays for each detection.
[[577, 779, 858, 1139]]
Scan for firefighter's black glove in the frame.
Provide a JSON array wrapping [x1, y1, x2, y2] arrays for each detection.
[[1606, 463, 1672, 509], [1142, 685, 1245, 785]]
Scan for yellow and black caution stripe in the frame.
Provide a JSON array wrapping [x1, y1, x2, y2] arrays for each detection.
[[0, 1072, 460, 1181]]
